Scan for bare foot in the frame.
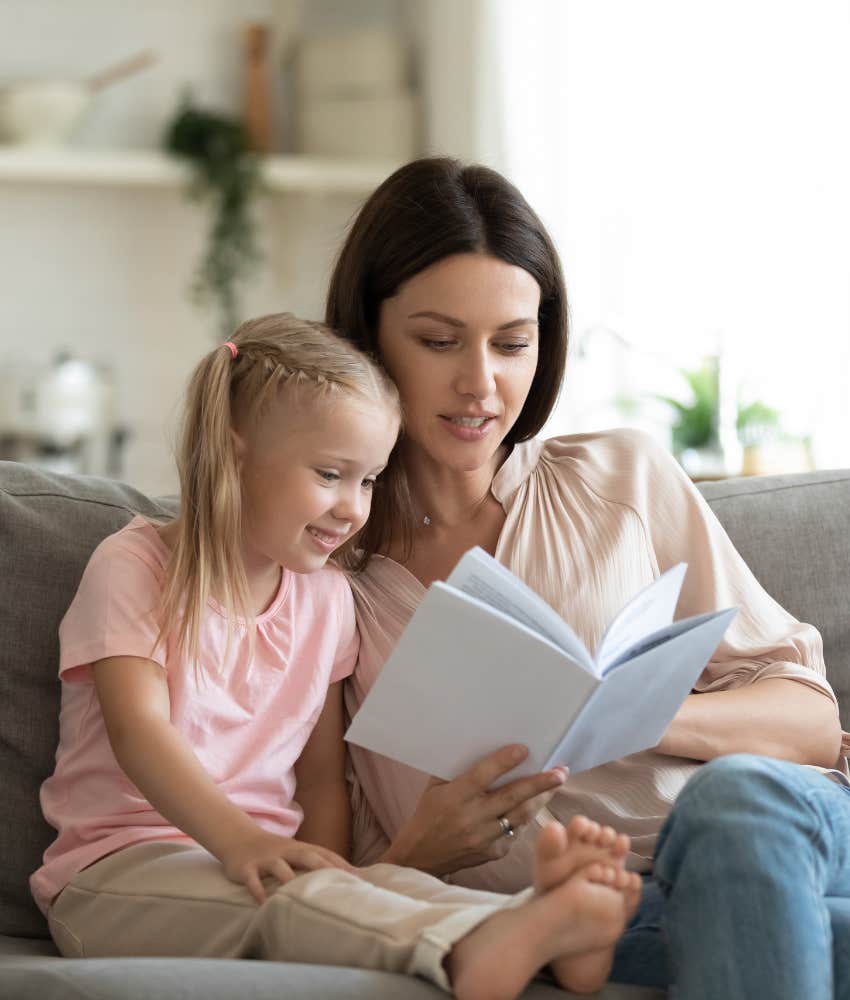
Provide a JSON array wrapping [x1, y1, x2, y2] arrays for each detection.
[[538, 818, 643, 994], [447, 821, 630, 1000]]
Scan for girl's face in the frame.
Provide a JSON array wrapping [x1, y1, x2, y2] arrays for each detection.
[[237, 392, 398, 579], [377, 253, 540, 475]]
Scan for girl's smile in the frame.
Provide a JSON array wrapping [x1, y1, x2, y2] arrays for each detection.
[[306, 525, 350, 552]]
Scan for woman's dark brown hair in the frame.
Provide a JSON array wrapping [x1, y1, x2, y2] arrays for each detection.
[[326, 156, 569, 567]]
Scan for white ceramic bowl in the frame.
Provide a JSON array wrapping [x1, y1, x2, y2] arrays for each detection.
[[0, 81, 93, 145]]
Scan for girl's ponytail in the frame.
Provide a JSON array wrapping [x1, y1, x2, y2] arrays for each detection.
[[158, 341, 251, 673]]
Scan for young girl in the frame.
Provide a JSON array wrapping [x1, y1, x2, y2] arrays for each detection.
[[31, 313, 640, 999]]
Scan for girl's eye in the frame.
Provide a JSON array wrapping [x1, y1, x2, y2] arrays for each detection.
[[497, 342, 530, 354], [317, 470, 340, 482], [419, 338, 454, 351], [361, 477, 377, 491]]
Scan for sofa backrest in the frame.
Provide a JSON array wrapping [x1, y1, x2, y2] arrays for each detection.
[[0, 462, 178, 937], [1, 461, 849, 939], [699, 469, 850, 725]]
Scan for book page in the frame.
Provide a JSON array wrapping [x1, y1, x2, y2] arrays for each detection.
[[595, 563, 687, 671], [447, 547, 596, 674], [601, 609, 718, 676], [547, 607, 736, 773], [345, 582, 600, 783]]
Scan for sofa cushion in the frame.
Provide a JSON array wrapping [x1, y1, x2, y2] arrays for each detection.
[[0, 461, 177, 937], [0, 951, 664, 999], [698, 469, 850, 727]]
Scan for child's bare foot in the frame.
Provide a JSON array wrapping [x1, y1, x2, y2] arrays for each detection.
[[446, 820, 630, 1000], [538, 818, 643, 994]]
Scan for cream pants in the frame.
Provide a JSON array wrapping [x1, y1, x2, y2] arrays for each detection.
[[48, 841, 527, 992]]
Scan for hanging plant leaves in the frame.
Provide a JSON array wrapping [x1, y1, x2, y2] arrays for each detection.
[[164, 93, 263, 338]]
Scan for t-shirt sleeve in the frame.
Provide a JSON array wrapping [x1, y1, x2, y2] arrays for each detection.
[[59, 533, 167, 683], [331, 580, 360, 683], [610, 429, 836, 705]]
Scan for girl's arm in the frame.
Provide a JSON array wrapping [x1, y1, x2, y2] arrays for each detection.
[[93, 655, 351, 902], [293, 681, 352, 859]]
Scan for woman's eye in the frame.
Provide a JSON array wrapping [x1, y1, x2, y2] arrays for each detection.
[[419, 338, 454, 351], [361, 478, 377, 491], [317, 470, 340, 482], [497, 342, 529, 354]]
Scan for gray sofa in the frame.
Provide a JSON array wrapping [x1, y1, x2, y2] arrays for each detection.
[[2, 459, 849, 999]]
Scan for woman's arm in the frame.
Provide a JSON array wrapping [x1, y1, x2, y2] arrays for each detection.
[[617, 430, 844, 766], [293, 681, 352, 859], [94, 655, 351, 902], [657, 677, 842, 767]]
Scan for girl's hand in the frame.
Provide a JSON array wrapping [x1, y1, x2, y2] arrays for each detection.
[[220, 829, 355, 904], [383, 745, 567, 876]]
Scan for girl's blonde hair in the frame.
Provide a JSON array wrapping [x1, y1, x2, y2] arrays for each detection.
[[158, 312, 402, 669]]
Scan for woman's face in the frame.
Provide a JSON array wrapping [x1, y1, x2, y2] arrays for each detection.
[[377, 253, 541, 473]]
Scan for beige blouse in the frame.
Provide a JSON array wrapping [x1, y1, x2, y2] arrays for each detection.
[[345, 428, 843, 892]]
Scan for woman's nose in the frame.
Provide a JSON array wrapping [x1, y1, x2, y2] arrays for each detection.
[[454, 347, 496, 399]]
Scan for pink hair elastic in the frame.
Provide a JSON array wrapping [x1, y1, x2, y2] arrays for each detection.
[[223, 341, 238, 359]]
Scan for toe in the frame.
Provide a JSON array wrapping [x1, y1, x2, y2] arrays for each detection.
[[537, 822, 568, 863], [565, 815, 591, 843]]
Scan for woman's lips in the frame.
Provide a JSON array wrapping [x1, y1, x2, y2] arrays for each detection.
[[439, 415, 497, 441]]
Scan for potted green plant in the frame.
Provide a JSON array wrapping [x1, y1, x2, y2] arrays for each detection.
[[657, 358, 721, 455], [164, 93, 263, 338], [657, 359, 801, 477]]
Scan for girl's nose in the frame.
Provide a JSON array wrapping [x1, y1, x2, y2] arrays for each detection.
[[332, 485, 368, 527]]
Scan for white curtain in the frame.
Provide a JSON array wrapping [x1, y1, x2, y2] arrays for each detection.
[[468, 0, 850, 469]]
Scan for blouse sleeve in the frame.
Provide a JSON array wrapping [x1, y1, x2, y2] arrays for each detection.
[[616, 429, 837, 704]]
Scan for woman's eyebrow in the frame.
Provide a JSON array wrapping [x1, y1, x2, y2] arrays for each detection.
[[497, 318, 538, 331], [408, 310, 464, 327], [407, 311, 537, 331]]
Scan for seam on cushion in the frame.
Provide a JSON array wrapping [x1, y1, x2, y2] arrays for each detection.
[[702, 475, 850, 503], [0, 487, 175, 514], [0, 483, 179, 514]]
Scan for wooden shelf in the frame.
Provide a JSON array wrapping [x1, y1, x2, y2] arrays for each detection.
[[0, 147, 397, 194]]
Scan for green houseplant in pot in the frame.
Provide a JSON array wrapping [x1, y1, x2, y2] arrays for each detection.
[[658, 358, 720, 455], [658, 358, 795, 477], [656, 357, 727, 477], [164, 93, 263, 338]]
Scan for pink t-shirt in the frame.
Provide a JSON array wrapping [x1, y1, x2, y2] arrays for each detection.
[[30, 516, 358, 915]]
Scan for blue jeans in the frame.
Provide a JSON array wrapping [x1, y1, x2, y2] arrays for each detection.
[[608, 754, 850, 999]]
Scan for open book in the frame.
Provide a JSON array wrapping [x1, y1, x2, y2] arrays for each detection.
[[345, 547, 736, 780]]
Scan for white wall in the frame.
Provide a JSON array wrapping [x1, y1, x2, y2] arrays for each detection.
[[0, 0, 407, 495]]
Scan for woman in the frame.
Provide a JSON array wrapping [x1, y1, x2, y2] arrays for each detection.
[[327, 156, 850, 999]]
